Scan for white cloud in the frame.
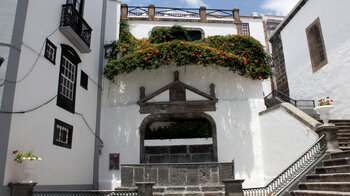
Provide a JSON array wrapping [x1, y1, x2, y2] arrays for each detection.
[[261, 0, 299, 16], [181, 0, 207, 8]]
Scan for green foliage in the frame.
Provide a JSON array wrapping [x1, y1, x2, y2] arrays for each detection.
[[104, 23, 272, 80], [145, 119, 212, 140], [149, 25, 190, 43], [12, 150, 41, 163]]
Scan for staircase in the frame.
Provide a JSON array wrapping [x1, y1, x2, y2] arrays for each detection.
[[289, 121, 350, 196], [290, 151, 350, 195], [331, 120, 350, 151]]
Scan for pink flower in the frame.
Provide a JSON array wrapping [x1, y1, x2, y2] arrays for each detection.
[[13, 150, 18, 154], [326, 97, 329, 99], [13, 159, 17, 162]]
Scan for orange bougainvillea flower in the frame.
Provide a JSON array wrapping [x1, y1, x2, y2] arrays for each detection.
[[242, 57, 247, 64]]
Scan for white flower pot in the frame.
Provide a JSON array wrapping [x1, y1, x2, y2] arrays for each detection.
[[22, 158, 37, 183], [314, 105, 334, 125]]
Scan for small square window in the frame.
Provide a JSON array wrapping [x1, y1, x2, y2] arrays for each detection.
[[44, 39, 57, 64], [109, 153, 120, 170], [53, 119, 73, 149], [242, 23, 250, 36], [80, 70, 88, 90]]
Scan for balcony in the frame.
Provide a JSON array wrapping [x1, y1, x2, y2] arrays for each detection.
[[59, 4, 92, 53]]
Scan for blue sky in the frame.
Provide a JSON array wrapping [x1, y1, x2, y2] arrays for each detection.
[[121, 0, 299, 16]]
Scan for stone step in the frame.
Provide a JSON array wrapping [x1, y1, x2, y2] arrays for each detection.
[[316, 165, 350, 174], [337, 133, 350, 136], [323, 157, 350, 166], [338, 138, 350, 142], [331, 151, 350, 159], [339, 143, 350, 147], [306, 173, 350, 182], [299, 182, 350, 192], [154, 192, 224, 196], [340, 147, 350, 151], [338, 129, 350, 133], [153, 186, 225, 193], [290, 190, 350, 196]]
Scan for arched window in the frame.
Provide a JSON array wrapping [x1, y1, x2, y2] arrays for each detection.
[[306, 18, 327, 72], [57, 44, 81, 113]]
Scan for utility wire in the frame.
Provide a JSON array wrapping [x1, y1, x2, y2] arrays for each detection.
[[0, 95, 57, 114], [0, 27, 59, 87]]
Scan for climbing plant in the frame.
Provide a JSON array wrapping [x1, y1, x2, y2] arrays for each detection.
[[104, 21, 272, 80]]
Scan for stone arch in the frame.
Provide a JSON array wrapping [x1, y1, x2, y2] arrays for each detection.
[[139, 112, 218, 163]]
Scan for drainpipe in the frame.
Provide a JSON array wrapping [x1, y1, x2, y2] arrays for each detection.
[[93, 0, 107, 190]]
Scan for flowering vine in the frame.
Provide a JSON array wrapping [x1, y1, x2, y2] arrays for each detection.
[[104, 21, 272, 80]]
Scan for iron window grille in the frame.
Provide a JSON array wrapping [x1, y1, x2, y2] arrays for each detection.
[[80, 70, 88, 90], [53, 119, 73, 149]]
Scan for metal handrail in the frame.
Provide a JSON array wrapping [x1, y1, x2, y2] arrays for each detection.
[[264, 90, 315, 109], [243, 135, 327, 196]]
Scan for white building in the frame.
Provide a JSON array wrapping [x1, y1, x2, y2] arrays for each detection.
[[0, 0, 120, 195], [269, 0, 350, 119], [0, 1, 322, 195]]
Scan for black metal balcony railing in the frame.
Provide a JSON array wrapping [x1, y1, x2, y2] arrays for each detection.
[[264, 90, 315, 109], [60, 4, 92, 48]]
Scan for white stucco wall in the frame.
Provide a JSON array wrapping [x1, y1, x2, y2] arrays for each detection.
[[0, 0, 18, 105], [4, 0, 104, 186], [280, 0, 350, 119], [128, 20, 238, 39], [259, 107, 318, 185], [99, 65, 267, 189]]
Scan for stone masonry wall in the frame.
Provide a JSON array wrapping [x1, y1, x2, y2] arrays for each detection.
[[271, 34, 290, 96], [121, 162, 234, 187]]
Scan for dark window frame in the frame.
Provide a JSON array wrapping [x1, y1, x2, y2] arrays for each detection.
[[57, 44, 81, 113], [242, 23, 250, 36], [44, 39, 57, 65], [66, 0, 85, 16], [80, 70, 88, 90], [306, 18, 328, 72], [109, 153, 120, 170], [53, 119, 73, 149]]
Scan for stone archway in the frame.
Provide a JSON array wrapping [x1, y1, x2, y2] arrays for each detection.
[[139, 112, 218, 163], [137, 71, 218, 163]]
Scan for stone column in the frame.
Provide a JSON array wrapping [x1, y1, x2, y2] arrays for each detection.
[[121, 4, 128, 20], [135, 182, 155, 196], [200, 6, 207, 22], [233, 8, 242, 35], [148, 4, 155, 21], [9, 183, 36, 196], [316, 125, 340, 152], [222, 179, 244, 196]]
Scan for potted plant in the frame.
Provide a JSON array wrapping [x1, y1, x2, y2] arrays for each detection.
[[13, 150, 41, 183], [314, 97, 334, 125]]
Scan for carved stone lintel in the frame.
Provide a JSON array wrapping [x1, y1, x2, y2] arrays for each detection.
[[140, 87, 145, 100]]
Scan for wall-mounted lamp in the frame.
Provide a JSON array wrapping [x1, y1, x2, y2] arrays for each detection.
[[0, 57, 4, 68]]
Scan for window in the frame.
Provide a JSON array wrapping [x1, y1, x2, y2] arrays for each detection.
[[242, 23, 250, 36], [44, 39, 57, 64], [306, 18, 327, 72], [80, 70, 88, 90], [66, 0, 84, 15], [57, 44, 81, 113], [53, 119, 73, 149], [188, 30, 202, 41], [109, 153, 120, 170]]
